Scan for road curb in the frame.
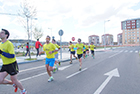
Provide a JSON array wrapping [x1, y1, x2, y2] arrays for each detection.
[[0, 58, 74, 68]]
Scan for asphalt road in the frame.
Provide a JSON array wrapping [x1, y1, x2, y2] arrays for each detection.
[[0, 47, 140, 94]]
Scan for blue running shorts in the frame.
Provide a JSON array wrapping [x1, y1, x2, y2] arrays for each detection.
[[45, 58, 55, 67], [55, 53, 59, 60]]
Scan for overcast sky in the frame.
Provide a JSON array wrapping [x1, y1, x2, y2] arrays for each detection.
[[0, 0, 140, 43]]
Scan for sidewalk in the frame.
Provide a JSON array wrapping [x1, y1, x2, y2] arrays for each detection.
[[0, 48, 110, 67]]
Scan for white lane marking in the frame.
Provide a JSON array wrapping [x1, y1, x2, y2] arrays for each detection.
[[108, 52, 121, 58], [125, 50, 128, 52], [130, 51, 133, 53], [59, 65, 72, 70], [135, 51, 138, 53], [19, 65, 44, 72], [120, 50, 123, 52], [94, 68, 120, 94], [20, 72, 47, 82], [66, 68, 87, 79]]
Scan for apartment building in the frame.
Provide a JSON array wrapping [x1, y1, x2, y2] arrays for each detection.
[[88, 35, 99, 46], [117, 33, 122, 45], [102, 34, 113, 45], [121, 18, 140, 46]]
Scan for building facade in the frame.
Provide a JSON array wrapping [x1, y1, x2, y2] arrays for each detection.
[[102, 34, 113, 45], [121, 18, 140, 46], [117, 33, 122, 45], [88, 35, 99, 46]]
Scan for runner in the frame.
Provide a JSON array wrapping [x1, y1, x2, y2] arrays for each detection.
[[40, 35, 57, 82], [89, 42, 96, 59], [74, 38, 84, 71], [83, 42, 86, 59], [85, 43, 89, 57], [52, 39, 61, 73], [0, 29, 27, 94], [25, 42, 30, 58], [69, 41, 77, 64], [35, 39, 43, 57]]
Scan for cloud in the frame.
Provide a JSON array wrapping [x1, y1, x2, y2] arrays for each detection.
[[1, 0, 140, 43]]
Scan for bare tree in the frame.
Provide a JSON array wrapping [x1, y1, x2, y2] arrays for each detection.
[[18, 0, 37, 41], [33, 27, 43, 40]]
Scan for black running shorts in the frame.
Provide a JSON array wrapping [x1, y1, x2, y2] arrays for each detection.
[[77, 54, 83, 59], [0, 61, 19, 76], [70, 51, 76, 55], [83, 51, 86, 54], [91, 50, 94, 55]]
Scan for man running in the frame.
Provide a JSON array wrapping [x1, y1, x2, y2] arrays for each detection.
[[40, 35, 57, 82], [52, 39, 61, 72], [69, 41, 77, 64], [89, 42, 96, 59], [0, 29, 27, 94], [75, 38, 84, 71], [35, 39, 43, 57]]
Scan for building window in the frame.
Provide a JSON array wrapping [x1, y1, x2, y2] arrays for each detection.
[[132, 26, 135, 28], [137, 31, 139, 33], [137, 39, 139, 42], [127, 24, 130, 26], [132, 23, 135, 25], [137, 34, 139, 36], [127, 21, 130, 23], [132, 20, 135, 22], [137, 29, 139, 30]]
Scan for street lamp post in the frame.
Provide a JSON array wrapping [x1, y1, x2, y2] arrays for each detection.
[[104, 20, 110, 50]]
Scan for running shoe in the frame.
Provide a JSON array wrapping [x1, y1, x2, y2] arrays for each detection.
[[76, 57, 78, 60], [21, 89, 27, 94], [93, 56, 95, 59], [58, 62, 61, 66], [52, 68, 57, 73], [85, 55, 87, 58], [55, 65, 58, 71], [70, 61, 72, 64], [79, 67, 81, 71], [13, 84, 18, 92], [48, 77, 54, 82]]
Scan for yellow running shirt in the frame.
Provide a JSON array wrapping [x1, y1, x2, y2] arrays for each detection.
[[75, 43, 84, 54], [54, 44, 60, 54], [69, 44, 75, 51], [0, 40, 16, 65], [43, 43, 56, 58], [90, 45, 95, 51], [85, 45, 89, 50]]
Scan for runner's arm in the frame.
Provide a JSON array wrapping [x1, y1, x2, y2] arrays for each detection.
[[0, 50, 15, 58]]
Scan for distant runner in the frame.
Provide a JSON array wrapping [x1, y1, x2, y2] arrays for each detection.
[[75, 38, 84, 71], [89, 42, 96, 59], [69, 41, 77, 64]]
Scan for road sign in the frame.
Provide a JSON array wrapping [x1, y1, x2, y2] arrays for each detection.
[[72, 37, 75, 41], [58, 29, 64, 36]]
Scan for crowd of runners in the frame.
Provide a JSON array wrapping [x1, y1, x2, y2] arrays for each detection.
[[0, 29, 95, 94]]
